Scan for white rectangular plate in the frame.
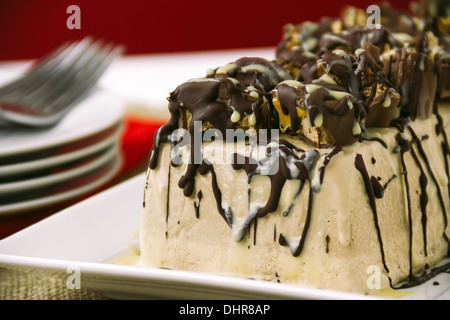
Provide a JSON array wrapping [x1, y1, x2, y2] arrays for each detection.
[[0, 173, 448, 300]]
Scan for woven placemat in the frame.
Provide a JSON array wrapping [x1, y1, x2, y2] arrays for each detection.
[[0, 268, 109, 300]]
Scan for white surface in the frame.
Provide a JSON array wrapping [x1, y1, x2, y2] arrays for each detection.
[[0, 174, 448, 300], [0, 123, 121, 178]]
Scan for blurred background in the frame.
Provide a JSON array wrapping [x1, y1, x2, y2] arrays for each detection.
[[0, 0, 414, 61]]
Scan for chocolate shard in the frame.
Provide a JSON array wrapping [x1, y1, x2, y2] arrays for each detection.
[[354, 43, 401, 127], [437, 54, 450, 98], [433, 34, 450, 98], [382, 45, 439, 120], [364, 87, 401, 127], [275, 46, 318, 79], [413, 0, 450, 19]]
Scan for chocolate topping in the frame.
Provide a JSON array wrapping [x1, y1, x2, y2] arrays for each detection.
[[276, 18, 339, 55], [149, 57, 292, 172], [271, 40, 404, 147], [270, 80, 366, 147], [275, 46, 318, 79], [343, 3, 418, 35], [211, 57, 292, 92], [320, 26, 402, 54], [157, 57, 292, 143]]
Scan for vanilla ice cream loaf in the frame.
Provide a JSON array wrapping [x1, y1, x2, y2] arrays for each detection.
[[139, 1, 450, 295], [140, 107, 450, 294]]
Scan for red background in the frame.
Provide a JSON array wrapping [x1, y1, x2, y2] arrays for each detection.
[[0, 0, 414, 61]]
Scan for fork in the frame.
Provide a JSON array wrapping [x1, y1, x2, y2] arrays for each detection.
[[0, 37, 124, 127]]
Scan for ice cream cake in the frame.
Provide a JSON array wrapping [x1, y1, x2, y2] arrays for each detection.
[[138, 0, 450, 295]]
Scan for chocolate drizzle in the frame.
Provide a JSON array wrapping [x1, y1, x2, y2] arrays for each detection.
[[371, 176, 385, 199], [408, 126, 450, 246], [148, 57, 291, 173], [278, 183, 315, 257], [271, 40, 404, 148], [230, 145, 319, 242], [319, 146, 342, 184], [391, 121, 450, 281], [355, 153, 390, 274], [194, 190, 202, 219], [393, 131, 415, 278], [198, 161, 233, 227], [394, 261, 450, 289], [436, 110, 450, 241], [410, 140, 429, 257]]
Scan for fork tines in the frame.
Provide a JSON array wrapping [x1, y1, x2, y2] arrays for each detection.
[[0, 37, 124, 127]]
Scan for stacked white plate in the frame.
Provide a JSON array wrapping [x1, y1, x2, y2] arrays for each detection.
[[0, 86, 126, 216]]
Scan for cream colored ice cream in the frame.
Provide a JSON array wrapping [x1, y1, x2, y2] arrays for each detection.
[[140, 102, 450, 294], [138, 1, 450, 295]]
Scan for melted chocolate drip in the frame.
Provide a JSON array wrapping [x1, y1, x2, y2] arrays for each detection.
[[319, 146, 342, 184], [394, 131, 415, 278], [408, 126, 450, 246], [194, 190, 202, 219], [410, 145, 429, 257], [435, 109, 450, 240], [394, 261, 450, 289], [371, 176, 384, 199], [229, 143, 318, 242], [148, 57, 291, 172], [253, 218, 258, 246], [355, 153, 390, 274], [278, 183, 315, 257], [198, 161, 233, 227], [383, 174, 398, 190]]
